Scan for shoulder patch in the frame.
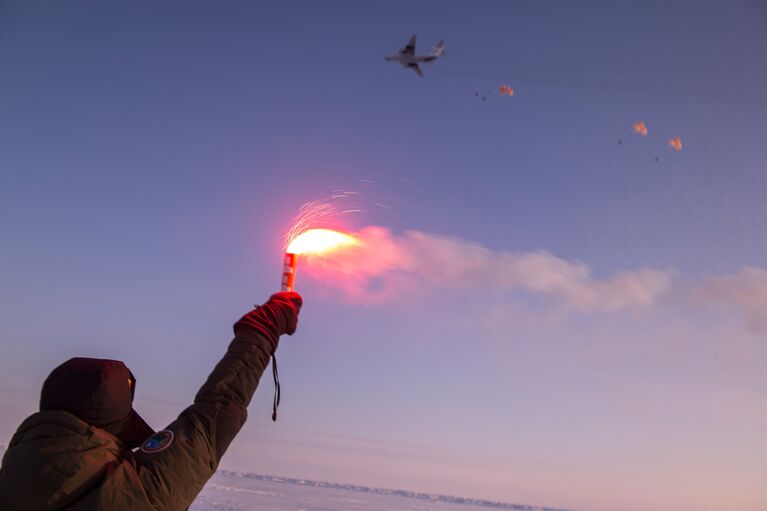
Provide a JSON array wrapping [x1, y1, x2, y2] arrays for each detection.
[[140, 429, 174, 454]]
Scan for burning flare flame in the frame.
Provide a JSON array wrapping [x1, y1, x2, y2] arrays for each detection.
[[286, 228, 359, 255]]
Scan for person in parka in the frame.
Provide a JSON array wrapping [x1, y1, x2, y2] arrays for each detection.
[[0, 291, 302, 510]]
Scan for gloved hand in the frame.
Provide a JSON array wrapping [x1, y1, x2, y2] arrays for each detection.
[[266, 291, 303, 335], [234, 291, 303, 348]]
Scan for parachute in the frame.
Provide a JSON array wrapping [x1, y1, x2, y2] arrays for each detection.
[[499, 84, 514, 97], [619, 121, 648, 145], [668, 137, 683, 152]]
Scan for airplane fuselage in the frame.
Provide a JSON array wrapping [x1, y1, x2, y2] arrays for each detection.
[[384, 54, 438, 66], [385, 36, 443, 77]]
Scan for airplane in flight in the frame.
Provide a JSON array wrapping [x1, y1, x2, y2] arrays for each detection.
[[385, 35, 445, 77]]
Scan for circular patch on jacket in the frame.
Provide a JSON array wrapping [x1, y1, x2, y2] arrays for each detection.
[[140, 430, 174, 454]]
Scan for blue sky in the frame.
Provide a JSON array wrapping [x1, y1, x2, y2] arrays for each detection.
[[1, 2, 766, 510]]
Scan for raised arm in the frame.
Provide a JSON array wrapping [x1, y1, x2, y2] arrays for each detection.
[[132, 292, 302, 511]]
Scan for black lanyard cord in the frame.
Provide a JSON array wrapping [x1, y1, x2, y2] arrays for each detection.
[[271, 354, 280, 421]]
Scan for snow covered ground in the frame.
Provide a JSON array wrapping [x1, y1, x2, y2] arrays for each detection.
[[190, 471, 565, 511], [1, 445, 566, 511]]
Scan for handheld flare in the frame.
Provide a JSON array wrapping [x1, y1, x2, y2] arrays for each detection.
[[281, 253, 297, 292], [280, 228, 359, 292]]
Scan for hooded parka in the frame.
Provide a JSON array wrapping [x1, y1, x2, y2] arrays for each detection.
[[0, 298, 295, 511]]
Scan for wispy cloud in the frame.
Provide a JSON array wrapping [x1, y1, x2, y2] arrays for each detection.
[[301, 227, 672, 311], [698, 267, 767, 335]]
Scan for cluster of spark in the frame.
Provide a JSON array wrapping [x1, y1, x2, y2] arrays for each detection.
[[283, 191, 362, 251]]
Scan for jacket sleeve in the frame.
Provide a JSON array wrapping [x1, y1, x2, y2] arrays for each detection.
[[132, 319, 276, 511]]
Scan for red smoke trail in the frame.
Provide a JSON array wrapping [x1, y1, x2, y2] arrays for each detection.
[[293, 227, 672, 310], [280, 194, 670, 312]]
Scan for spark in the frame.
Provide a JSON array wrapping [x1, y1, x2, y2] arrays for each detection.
[[283, 192, 364, 250], [283, 199, 340, 250]]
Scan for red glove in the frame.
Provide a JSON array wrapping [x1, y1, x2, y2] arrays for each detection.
[[266, 291, 303, 335], [234, 291, 303, 348]]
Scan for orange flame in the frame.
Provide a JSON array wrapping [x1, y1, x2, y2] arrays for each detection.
[[286, 228, 359, 255], [633, 121, 648, 136]]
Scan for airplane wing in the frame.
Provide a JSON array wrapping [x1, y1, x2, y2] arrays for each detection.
[[408, 63, 424, 77], [399, 35, 416, 56]]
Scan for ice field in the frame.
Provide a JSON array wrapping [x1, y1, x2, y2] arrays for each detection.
[[190, 470, 565, 511], [1, 445, 565, 511]]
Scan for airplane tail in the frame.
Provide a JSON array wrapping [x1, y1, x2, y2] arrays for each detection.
[[430, 40, 445, 57]]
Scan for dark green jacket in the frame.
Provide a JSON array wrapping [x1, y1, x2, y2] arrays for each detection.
[[0, 324, 274, 510]]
